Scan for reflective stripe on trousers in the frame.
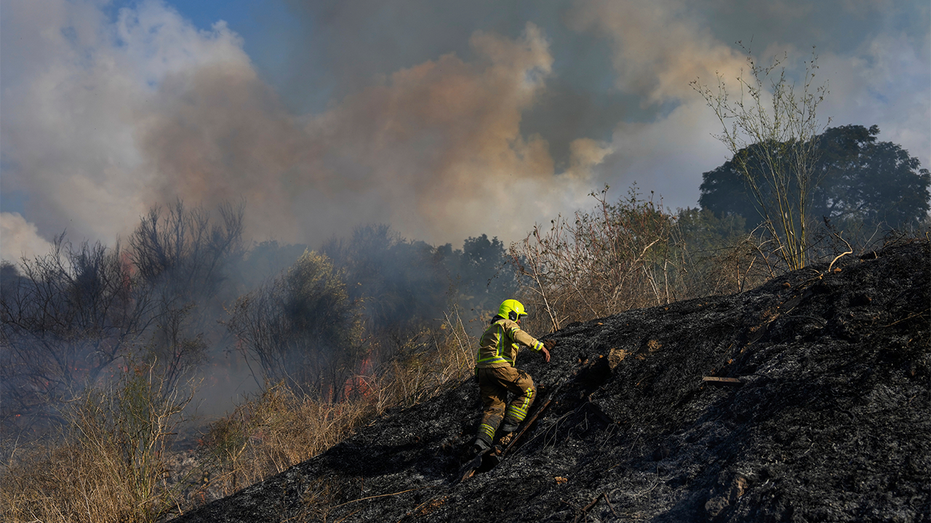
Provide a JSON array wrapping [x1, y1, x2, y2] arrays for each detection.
[[505, 386, 534, 422], [475, 366, 536, 443]]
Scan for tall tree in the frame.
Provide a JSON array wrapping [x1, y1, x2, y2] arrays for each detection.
[[454, 234, 518, 313], [814, 125, 930, 230], [700, 125, 931, 234], [128, 200, 245, 390]]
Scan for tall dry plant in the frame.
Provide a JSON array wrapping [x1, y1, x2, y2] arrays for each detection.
[[692, 46, 829, 271], [671, 209, 776, 297], [199, 384, 372, 498], [363, 307, 477, 409]]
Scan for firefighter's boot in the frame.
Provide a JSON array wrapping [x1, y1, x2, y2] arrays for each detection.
[[498, 420, 519, 447], [470, 439, 488, 457]]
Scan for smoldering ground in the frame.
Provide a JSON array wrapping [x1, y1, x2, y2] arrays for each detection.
[[171, 239, 930, 523]]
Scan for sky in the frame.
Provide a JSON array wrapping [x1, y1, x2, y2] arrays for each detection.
[[2, 0, 929, 265]]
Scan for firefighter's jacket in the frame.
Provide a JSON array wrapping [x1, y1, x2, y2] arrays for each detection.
[[475, 317, 545, 369]]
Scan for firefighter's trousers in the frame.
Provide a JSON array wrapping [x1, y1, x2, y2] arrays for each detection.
[[475, 366, 536, 447]]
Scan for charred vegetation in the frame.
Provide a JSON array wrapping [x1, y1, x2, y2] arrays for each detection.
[[170, 238, 929, 523]]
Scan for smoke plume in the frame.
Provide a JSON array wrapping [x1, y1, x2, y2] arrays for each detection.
[[1, 0, 927, 261]]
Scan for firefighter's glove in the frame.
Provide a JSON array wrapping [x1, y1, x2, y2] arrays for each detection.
[[541, 347, 551, 363]]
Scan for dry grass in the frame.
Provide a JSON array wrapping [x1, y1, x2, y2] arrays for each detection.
[[3, 438, 142, 523], [200, 383, 374, 496], [1, 365, 192, 523], [0, 315, 475, 522], [199, 311, 476, 499]]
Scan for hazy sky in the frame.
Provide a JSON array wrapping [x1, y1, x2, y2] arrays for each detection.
[[2, 0, 929, 264]]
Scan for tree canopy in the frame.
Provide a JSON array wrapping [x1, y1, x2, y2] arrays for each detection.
[[700, 125, 931, 232]]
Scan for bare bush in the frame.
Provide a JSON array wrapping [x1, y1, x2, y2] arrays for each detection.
[[0, 238, 157, 429], [510, 187, 680, 332], [130, 200, 244, 300], [361, 307, 476, 409], [1, 201, 243, 431], [129, 200, 245, 394], [672, 208, 775, 296], [509, 187, 778, 334]]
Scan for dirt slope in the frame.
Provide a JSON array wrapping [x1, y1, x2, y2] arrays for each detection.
[[171, 239, 930, 522]]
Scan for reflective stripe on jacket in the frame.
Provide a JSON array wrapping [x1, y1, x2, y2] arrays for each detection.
[[475, 317, 544, 369]]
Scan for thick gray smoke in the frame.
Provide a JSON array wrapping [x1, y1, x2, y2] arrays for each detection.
[[1, 0, 928, 262]]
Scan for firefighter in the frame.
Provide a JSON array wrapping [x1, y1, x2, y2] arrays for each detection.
[[471, 299, 553, 455]]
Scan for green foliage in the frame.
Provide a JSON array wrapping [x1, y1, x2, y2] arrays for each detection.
[[701, 124, 931, 240], [815, 125, 930, 231], [284, 251, 360, 352], [228, 250, 364, 399], [441, 234, 519, 318]]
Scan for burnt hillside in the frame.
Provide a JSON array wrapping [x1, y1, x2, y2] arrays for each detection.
[[172, 239, 930, 523]]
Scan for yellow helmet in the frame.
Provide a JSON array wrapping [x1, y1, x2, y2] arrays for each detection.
[[498, 299, 527, 321]]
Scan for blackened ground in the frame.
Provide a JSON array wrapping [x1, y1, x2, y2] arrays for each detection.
[[170, 239, 930, 523]]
